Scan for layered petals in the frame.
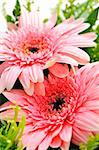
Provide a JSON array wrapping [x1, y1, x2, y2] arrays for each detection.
[[0, 62, 99, 150], [0, 9, 96, 95]]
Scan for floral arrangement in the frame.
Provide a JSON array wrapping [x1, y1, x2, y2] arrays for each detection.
[[0, 0, 99, 150]]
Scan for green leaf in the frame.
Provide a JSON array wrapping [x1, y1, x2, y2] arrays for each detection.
[[85, 7, 99, 27], [5, 15, 15, 23], [43, 18, 49, 23], [23, 0, 34, 12], [80, 134, 99, 150], [56, 16, 62, 25], [13, 0, 21, 22], [85, 25, 99, 62], [0, 106, 26, 150]]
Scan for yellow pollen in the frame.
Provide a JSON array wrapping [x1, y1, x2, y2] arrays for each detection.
[[24, 48, 30, 54]]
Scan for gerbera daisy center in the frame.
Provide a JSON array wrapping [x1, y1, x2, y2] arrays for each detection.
[[52, 97, 65, 111], [29, 47, 39, 53]]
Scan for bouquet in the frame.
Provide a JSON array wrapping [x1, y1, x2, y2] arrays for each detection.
[[0, 0, 99, 149]]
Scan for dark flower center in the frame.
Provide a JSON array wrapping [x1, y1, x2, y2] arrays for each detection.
[[29, 47, 39, 53], [43, 69, 49, 78], [52, 98, 65, 111]]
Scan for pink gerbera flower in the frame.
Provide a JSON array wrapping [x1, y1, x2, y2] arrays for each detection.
[[1, 62, 99, 150], [0, 9, 96, 96]]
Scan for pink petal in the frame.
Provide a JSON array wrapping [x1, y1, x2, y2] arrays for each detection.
[[5, 66, 21, 90], [59, 124, 72, 142], [19, 9, 43, 30], [61, 141, 70, 150], [75, 111, 99, 131], [24, 82, 34, 96], [55, 54, 78, 66], [50, 135, 62, 148], [22, 130, 47, 150], [31, 65, 44, 83], [7, 23, 18, 31], [0, 53, 11, 61], [51, 17, 89, 38], [19, 9, 30, 28], [3, 90, 28, 106], [49, 63, 69, 78], [81, 32, 96, 40], [0, 62, 9, 75], [58, 46, 90, 64], [37, 66, 44, 82], [38, 125, 62, 150], [72, 127, 93, 145], [30, 65, 38, 83], [29, 67, 36, 83], [65, 34, 96, 47], [38, 134, 53, 150], [0, 101, 12, 108], [0, 76, 6, 93], [0, 108, 15, 120], [29, 65, 44, 83], [29, 9, 44, 30], [84, 100, 99, 110], [19, 67, 30, 89], [0, 102, 24, 121], [34, 82, 45, 96]]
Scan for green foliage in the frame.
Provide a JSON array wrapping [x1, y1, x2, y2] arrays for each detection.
[[23, 0, 34, 12], [86, 36, 99, 63], [83, 7, 99, 33], [5, 0, 21, 24], [83, 7, 99, 62], [80, 134, 99, 150], [5, 15, 15, 23], [61, 0, 98, 19], [43, 18, 49, 23], [0, 106, 26, 150], [85, 7, 99, 28], [13, 0, 21, 22]]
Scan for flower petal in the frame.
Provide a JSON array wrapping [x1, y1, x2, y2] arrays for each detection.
[[22, 130, 47, 150], [61, 141, 70, 150], [64, 34, 96, 47], [49, 63, 69, 78], [72, 126, 93, 145], [34, 82, 45, 96], [19, 67, 30, 89], [31, 65, 44, 83], [0, 62, 9, 75], [5, 66, 21, 90], [0, 71, 7, 93], [59, 124, 72, 142], [55, 54, 78, 66], [38, 125, 62, 150], [3, 90, 29, 106], [50, 135, 62, 148], [58, 46, 90, 64], [75, 111, 99, 131], [24, 82, 34, 96], [19, 9, 43, 29], [37, 66, 44, 83], [52, 17, 90, 38]]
